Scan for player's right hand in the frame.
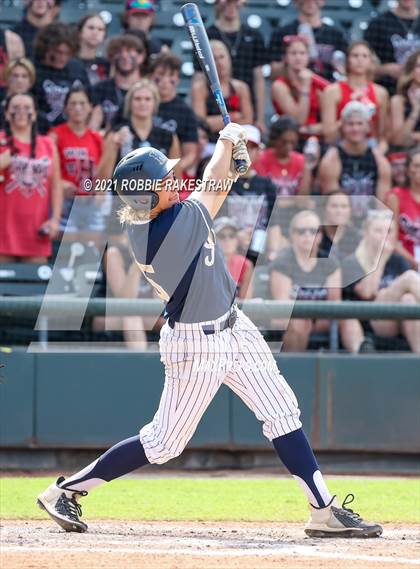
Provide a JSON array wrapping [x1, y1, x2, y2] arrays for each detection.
[[218, 123, 247, 147]]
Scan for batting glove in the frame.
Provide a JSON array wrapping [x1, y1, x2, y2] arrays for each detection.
[[232, 138, 251, 175], [219, 123, 247, 147]]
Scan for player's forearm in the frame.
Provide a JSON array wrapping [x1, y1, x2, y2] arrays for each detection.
[[202, 138, 234, 183]]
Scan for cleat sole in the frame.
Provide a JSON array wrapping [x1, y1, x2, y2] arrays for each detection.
[[305, 526, 383, 539]]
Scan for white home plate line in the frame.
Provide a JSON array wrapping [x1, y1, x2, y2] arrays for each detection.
[[2, 545, 418, 565]]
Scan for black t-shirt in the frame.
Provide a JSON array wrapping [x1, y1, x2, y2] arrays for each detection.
[[76, 56, 110, 87], [269, 19, 348, 81], [128, 199, 236, 322], [13, 17, 38, 59], [271, 246, 338, 301], [342, 252, 411, 301], [193, 23, 267, 100], [153, 96, 198, 144], [318, 225, 361, 263], [220, 174, 277, 232], [112, 121, 174, 169], [34, 60, 91, 134], [92, 79, 128, 130], [364, 10, 420, 94]]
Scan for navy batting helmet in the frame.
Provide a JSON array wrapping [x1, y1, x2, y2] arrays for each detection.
[[112, 147, 180, 211]]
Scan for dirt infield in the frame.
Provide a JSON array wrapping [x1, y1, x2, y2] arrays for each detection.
[[1, 520, 419, 569]]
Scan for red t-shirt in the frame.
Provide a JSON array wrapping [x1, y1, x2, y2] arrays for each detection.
[[272, 73, 329, 126], [337, 81, 378, 135], [50, 123, 103, 195], [390, 186, 420, 260], [253, 149, 305, 197], [0, 133, 54, 257], [228, 254, 252, 298]]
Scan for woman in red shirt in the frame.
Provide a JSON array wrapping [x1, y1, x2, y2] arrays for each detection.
[[386, 147, 420, 270], [271, 35, 329, 139], [49, 86, 104, 245], [0, 93, 62, 263], [322, 41, 388, 149], [191, 40, 253, 143]]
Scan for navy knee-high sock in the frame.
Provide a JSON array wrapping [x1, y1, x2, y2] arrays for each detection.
[[273, 428, 332, 508], [59, 435, 149, 492]]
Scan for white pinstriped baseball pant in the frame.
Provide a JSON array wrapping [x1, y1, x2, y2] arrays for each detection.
[[140, 308, 302, 464]]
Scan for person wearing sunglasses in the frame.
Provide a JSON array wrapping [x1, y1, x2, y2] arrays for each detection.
[[214, 217, 253, 299], [270, 210, 341, 352], [90, 34, 147, 132]]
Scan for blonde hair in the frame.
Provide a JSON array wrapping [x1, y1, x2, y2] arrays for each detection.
[[397, 49, 420, 97], [355, 210, 394, 271], [5, 58, 36, 87], [210, 39, 232, 76], [118, 204, 151, 224], [123, 79, 160, 119]]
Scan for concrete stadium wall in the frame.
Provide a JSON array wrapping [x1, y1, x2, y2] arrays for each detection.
[[0, 350, 419, 453]]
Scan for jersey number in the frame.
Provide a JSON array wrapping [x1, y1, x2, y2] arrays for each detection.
[[204, 229, 215, 267], [136, 261, 170, 302]]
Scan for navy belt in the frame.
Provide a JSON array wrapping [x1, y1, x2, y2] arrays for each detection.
[[168, 307, 237, 335]]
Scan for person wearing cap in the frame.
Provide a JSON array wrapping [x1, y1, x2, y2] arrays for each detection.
[[214, 217, 253, 299], [122, 0, 162, 56], [219, 124, 284, 264], [319, 101, 391, 221]]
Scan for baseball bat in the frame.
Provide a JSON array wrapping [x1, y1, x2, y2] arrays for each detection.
[[181, 2, 248, 175]]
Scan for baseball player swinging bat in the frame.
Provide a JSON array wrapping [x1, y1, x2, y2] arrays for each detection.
[[181, 2, 249, 175]]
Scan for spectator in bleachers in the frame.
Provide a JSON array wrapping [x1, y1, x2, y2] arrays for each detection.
[[1, 58, 36, 128], [150, 52, 198, 173], [121, 0, 162, 56], [191, 40, 253, 144], [97, 79, 180, 181], [193, 0, 267, 133], [386, 147, 420, 270], [270, 210, 341, 352], [269, 0, 347, 83], [90, 34, 146, 132], [390, 49, 420, 148], [33, 22, 90, 134], [340, 211, 420, 354], [364, 0, 420, 97], [388, 150, 409, 188], [253, 117, 315, 237], [13, 0, 59, 59], [318, 190, 361, 262], [0, 27, 25, 102], [218, 125, 282, 264], [49, 86, 104, 247], [0, 92, 62, 263], [322, 41, 389, 149], [271, 34, 329, 140], [76, 13, 109, 86], [215, 217, 253, 299], [319, 102, 391, 220]]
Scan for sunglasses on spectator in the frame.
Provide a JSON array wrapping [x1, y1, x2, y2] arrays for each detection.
[[283, 34, 309, 46], [218, 231, 237, 240], [293, 227, 318, 236]]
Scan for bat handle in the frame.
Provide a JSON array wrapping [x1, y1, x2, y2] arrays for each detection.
[[223, 114, 248, 175]]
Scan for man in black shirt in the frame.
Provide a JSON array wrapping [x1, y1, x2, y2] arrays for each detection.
[[91, 34, 146, 131], [193, 0, 267, 133], [269, 0, 348, 82], [13, 0, 60, 59], [364, 0, 420, 95], [150, 52, 198, 173], [33, 22, 90, 133]]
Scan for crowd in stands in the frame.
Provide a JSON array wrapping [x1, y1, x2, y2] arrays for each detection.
[[0, 0, 419, 353]]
